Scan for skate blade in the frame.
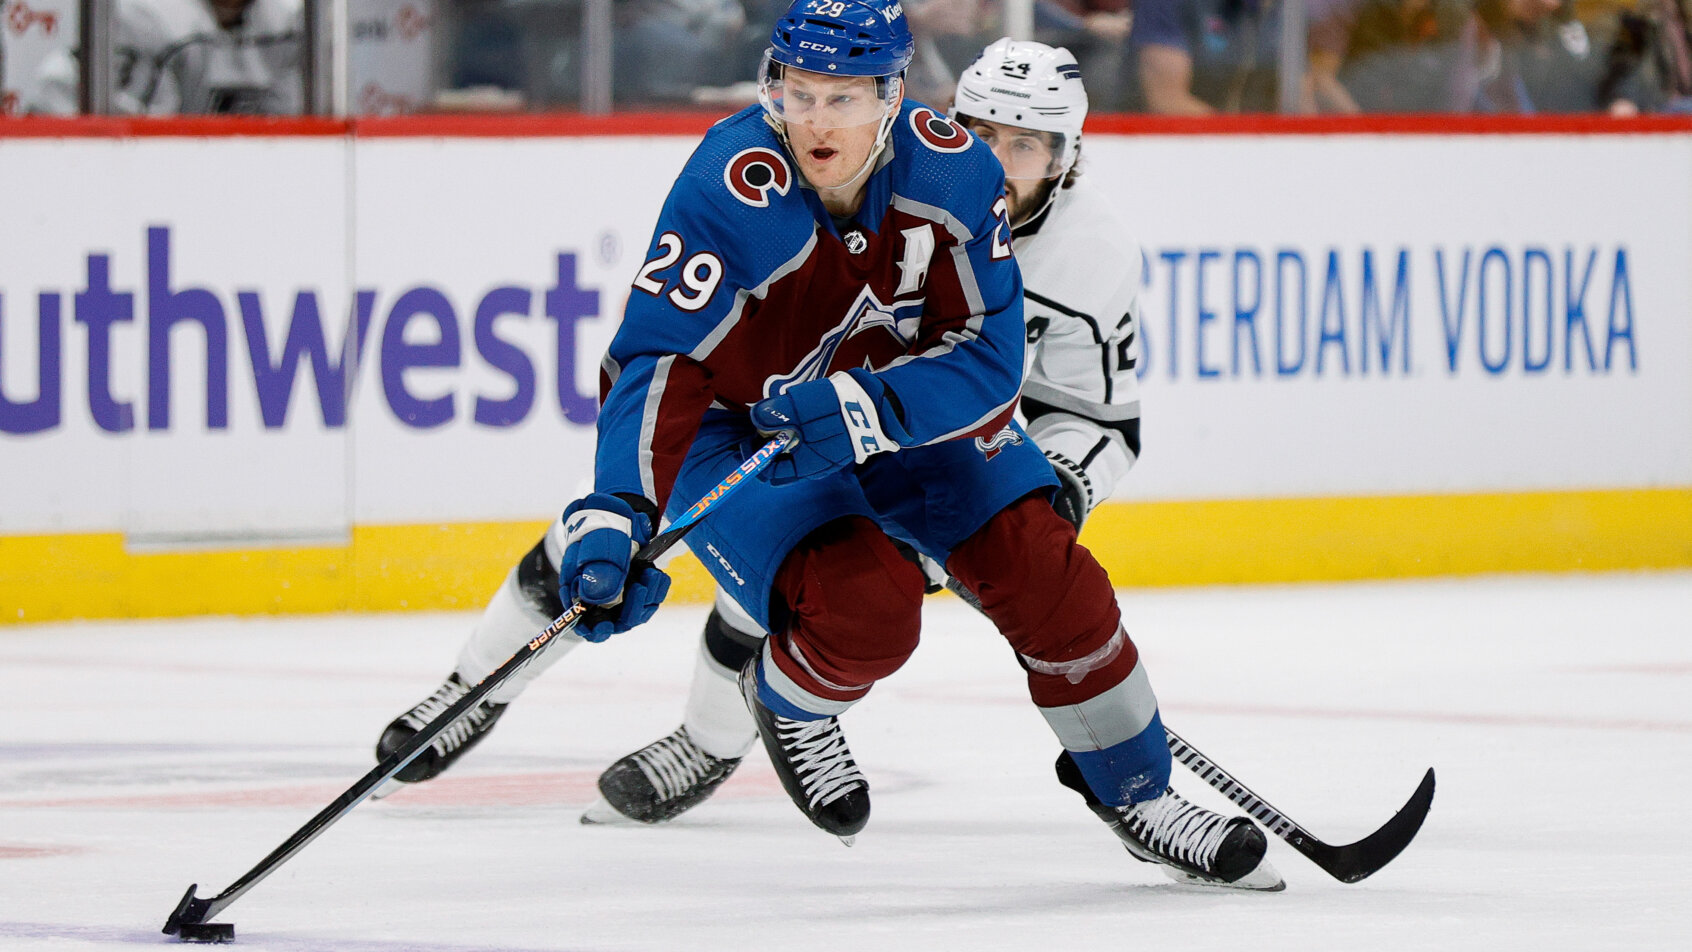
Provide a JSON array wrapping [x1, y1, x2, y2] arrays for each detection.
[[837, 834, 856, 847], [371, 778, 406, 800], [579, 797, 638, 826], [1161, 858, 1286, 892]]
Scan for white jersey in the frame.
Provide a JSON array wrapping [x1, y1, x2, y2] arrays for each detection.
[[24, 0, 302, 115], [1013, 176, 1144, 516]]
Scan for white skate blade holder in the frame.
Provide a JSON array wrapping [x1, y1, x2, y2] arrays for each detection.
[[1162, 858, 1285, 892], [579, 797, 639, 826]]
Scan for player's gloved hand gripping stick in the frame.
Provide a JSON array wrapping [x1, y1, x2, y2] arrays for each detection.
[[751, 369, 907, 484], [557, 492, 672, 641], [162, 434, 795, 943]]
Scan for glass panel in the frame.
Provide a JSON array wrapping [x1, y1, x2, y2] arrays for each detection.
[[120, 0, 309, 114], [398, 0, 1692, 115], [1306, 0, 1469, 114], [9, 0, 311, 115], [1114, 0, 1285, 112], [1301, 0, 1676, 116], [1028, 0, 1136, 112], [613, 0, 760, 107], [2, 0, 80, 113], [422, 0, 765, 111], [428, 0, 574, 111], [904, 0, 1002, 108], [349, 0, 440, 113]]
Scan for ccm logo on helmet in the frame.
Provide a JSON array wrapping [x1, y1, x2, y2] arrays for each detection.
[[724, 147, 793, 207], [909, 107, 971, 153]]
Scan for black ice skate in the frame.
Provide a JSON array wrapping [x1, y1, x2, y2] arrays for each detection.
[[373, 673, 508, 793], [1056, 750, 1285, 891], [581, 727, 743, 824], [739, 657, 870, 843]]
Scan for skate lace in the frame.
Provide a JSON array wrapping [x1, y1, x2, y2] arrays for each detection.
[[1120, 789, 1233, 872], [774, 716, 864, 810], [630, 730, 720, 801], [402, 676, 496, 756]]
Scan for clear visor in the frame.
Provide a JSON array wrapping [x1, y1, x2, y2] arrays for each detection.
[[759, 50, 900, 130], [966, 121, 1072, 181]]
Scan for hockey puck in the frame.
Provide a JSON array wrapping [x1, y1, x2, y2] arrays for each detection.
[[177, 922, 235, 943]]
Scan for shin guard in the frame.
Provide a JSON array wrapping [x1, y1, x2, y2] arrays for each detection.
[[948, 495, 1171, 804], [759, 517, 925, 718]]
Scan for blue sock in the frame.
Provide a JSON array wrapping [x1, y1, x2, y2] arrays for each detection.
[[1067, 711, 1172, 807], [755, 659, 832, 721]]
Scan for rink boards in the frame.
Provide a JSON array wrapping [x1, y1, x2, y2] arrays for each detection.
[[2, 116, 1690, 621]]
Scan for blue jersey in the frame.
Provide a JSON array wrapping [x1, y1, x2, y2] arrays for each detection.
[[595, 102, 1025, 511]]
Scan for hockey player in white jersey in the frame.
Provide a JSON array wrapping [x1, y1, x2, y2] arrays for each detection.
[[952, 38, 1142, 530], [23, 0, 302, 115], [579, 34, 1152, 828]]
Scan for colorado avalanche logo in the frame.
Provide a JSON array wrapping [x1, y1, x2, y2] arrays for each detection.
[[763, 286, 907, 398], [909, 108, 972, 153], [724, 147, 792, 207], [975, 426, 1023, 460]]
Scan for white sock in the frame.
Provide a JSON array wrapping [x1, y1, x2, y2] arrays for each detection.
[[454, 568, 583, 705], [682, 631, 758, 760]]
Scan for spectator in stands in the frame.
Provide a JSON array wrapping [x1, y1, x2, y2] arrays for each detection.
[[1306, 0, 1473, 113], [24, 0, 302, 115], [1126, 0, 1280, 114], [1037, 0, 1134, 108], [1432, 0, 1598, 112], [1598, 0, 1692, 113]]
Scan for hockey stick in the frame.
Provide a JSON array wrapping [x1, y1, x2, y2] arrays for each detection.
[[1166, 727, 1435, 883], [162, 433, 795, 940]]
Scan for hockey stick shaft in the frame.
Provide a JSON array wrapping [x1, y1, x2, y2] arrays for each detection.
[[1166, 726, 1435, 883], [164, 434, 794, 934]]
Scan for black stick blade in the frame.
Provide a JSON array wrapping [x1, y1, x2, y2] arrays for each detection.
[[1294, 768, 1436, 883], [163, 883, 211, 935], [178, 922, 236, 944]]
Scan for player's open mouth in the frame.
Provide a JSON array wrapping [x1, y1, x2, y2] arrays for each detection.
[[810, 148, 837, 161]]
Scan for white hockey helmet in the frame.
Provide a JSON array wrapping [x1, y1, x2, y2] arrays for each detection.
[[951, 38, 1088, 180]]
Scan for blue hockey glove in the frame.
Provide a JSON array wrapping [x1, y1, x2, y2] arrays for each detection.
[[750, 370, 906, 485], [558, 493, 672, 642]]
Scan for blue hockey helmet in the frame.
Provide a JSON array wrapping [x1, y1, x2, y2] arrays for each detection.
[[760, 0, 913, 133], [767, 0, 915, 78]]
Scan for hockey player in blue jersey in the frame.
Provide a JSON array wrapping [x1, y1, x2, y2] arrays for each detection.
[[585, 34, 1162, 822], [375, 1, 1279, 890]]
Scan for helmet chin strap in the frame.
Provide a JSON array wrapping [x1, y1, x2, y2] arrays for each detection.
[[773, 81, 902, 206], [1011, 146, 1079, 228], [814, 124, 890, 198], [1016, 175, 1064, 228]]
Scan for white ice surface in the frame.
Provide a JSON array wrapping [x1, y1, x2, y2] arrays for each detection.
[[2, 572, 1689, 951]]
